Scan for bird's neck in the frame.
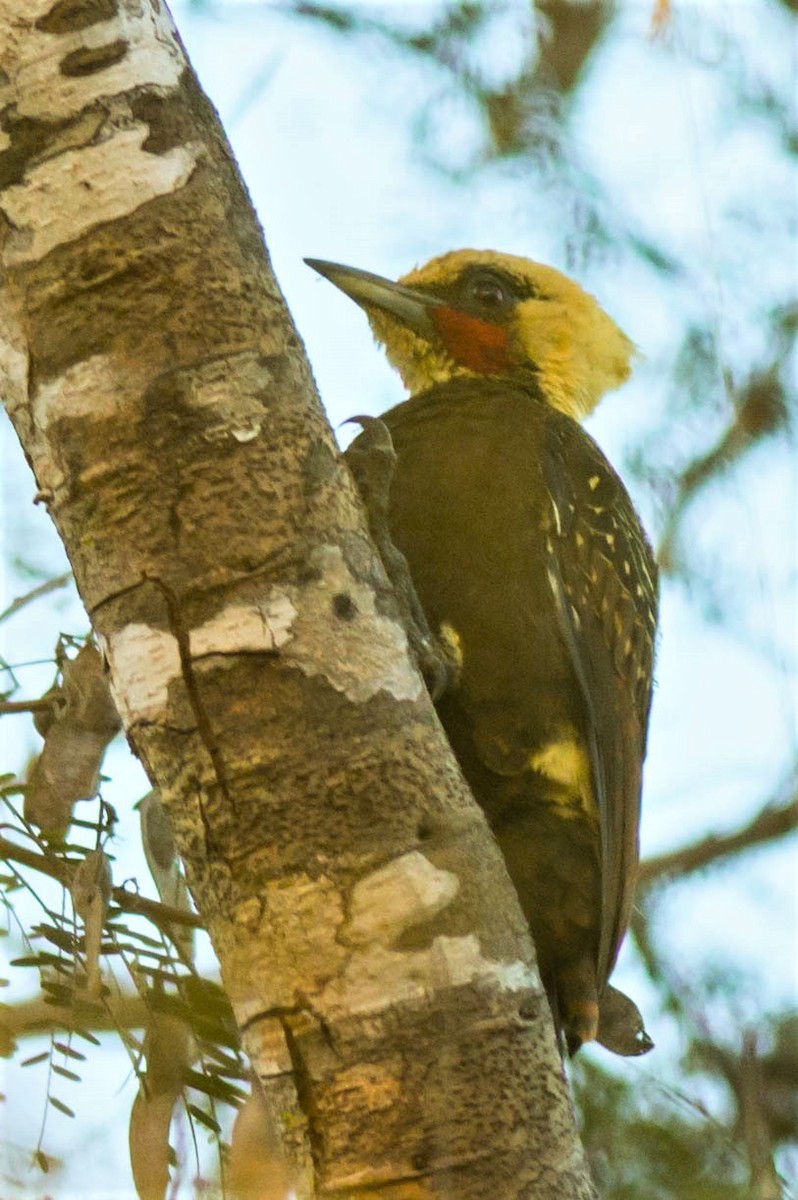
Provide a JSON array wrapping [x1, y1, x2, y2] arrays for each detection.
[[403, 365, 587, 425]]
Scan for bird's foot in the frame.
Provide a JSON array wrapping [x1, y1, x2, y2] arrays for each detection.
[[344, 415, 459, 701]]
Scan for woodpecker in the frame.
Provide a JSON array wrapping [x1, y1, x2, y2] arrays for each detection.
[[306, 250, 658, 1056]]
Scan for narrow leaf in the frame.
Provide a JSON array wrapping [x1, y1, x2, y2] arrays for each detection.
[[73, 1028, 101, 1047], [53, 1041, 86, 1061], [21, 1051, 50, 1068], [186, 1104, 221, 1134], [52, 1064, 81, 1083], [48, 1096, 75, 1118]]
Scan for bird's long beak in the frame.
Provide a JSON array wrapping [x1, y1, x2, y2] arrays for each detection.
[[305, 258, 443, 338]]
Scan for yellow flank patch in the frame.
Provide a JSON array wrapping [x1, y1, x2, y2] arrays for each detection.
[[438, 620, 464, 668], [529, 738, 596, 820]]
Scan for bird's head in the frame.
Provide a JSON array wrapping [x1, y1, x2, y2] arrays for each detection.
[[306, 249, 636, 420]]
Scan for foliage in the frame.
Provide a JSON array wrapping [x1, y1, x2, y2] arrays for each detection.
[[575, 1056, 752, 1200], [1, 760, 246, 1190]]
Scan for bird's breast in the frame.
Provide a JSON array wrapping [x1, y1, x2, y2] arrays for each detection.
[[381, 385, 584, 745]]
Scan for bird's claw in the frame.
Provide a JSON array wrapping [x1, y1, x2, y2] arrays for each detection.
[[417, 634, 461, 702], [345, 417, 457, 702]]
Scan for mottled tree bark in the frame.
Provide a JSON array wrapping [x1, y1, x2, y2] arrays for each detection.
[[0, 2, 594, 1196]]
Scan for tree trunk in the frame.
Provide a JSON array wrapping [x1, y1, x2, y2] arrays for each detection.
[[0, 2, 595, 1195]]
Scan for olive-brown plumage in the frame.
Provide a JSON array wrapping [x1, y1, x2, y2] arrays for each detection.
[[307, 250, 658, 1055]]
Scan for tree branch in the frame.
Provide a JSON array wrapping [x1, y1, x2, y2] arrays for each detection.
[[0, 698, 57, 716], [0, 992, 150, 1044], [0, 572, 72, 624], [0, 834, 203, 930], [658, 308, 794, 575], [638, 777, 798, 890]]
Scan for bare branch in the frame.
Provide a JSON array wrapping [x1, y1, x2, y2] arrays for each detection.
[[658, 306, 795, 575], [0, 834, 203, 930], [0, 698, 56, 716], [638, 774, 798, 890], [738, 1031, 784, 1200], [0, 573, 72, 624], [0, 992, 150, 1044]]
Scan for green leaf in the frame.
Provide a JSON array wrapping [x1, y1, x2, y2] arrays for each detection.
[[53, 1041, 86, 1061], [52, 1064, 81, 1083], [38, 924, 79, 952], [73, 1027, 101, 1047], [106, 921, 164, 949], [186, 1104, 221, 1134], [184, 1068, 246, 1106], [48, 1096, 75, 1118], [40, 982, 74, 1006], [21, 1051, 50, 1068]]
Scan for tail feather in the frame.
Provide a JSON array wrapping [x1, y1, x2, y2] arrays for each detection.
[[596, 984, 654, 1057]]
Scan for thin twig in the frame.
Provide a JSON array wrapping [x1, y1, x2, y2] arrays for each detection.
[[0, 834, 203, 929], [0, 572, 73, 624], [738, 1031, 783, 1200], [0, 992, 150, 1040], [0, 698, 56, 716], [638, 781, 798, 890]]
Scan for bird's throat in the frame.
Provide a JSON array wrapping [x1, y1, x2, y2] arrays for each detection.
[[430, 306, 513, 374]]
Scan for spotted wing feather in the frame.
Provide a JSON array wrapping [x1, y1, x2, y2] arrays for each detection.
[[542, 418, 658, 986]]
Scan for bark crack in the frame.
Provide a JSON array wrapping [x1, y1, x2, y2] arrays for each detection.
[[154, 576, 235, 813], [89, 576, 160, 618], [281, 1010, 324, 1179]]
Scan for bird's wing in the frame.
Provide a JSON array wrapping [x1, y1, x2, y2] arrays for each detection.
[[541, 418, 658, 987]]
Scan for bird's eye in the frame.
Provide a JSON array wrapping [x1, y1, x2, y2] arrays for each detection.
[[467, 274, 510, 308]]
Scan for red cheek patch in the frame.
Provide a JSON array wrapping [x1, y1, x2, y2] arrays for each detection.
[[431, 306, 512, 373]]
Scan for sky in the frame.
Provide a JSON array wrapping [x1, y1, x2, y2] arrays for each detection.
[[1, 0, 796, 1195]]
